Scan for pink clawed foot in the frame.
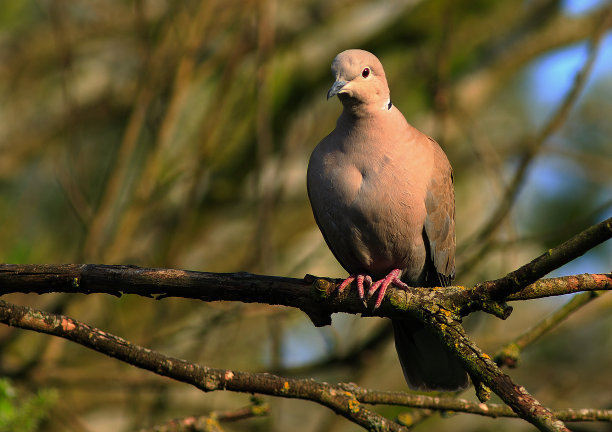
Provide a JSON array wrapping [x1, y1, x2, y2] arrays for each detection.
[[337, 276, 355, 294], [338, 269, 407, 309], [356, 274, 372, 299], [367, 269, 409, 309], [337, 274, 372, 299]]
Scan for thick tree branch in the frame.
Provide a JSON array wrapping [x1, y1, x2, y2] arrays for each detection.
[[0, 263, 609, 323], [1, 218, 609, 323], [405, 304, 569, 432]]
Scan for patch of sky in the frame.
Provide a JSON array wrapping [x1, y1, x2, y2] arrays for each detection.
[[562, 0, 607, 16], [262, 314, 363, 368], [548, 241, 611, 277], [525, 1, 612, 128], [262, 320, 327, 368]]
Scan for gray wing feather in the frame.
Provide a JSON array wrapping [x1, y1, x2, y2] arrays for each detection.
[[423, 139, 456, 287]]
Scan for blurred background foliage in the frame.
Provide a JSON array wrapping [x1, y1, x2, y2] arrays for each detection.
[[0, 0, 611, 431], [0, 378, 56, 432]]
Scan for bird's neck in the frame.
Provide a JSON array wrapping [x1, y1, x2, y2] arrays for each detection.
[[339, 93, 392, 119], [339, 99, 394, 128]]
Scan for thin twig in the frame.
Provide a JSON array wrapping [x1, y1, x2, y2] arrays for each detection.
[[142, 399, 270, 432], [495, 291, 603, 367], [507, 273, 611, 300], [352, 387, 612, 421], [475, 217, 612, 300]]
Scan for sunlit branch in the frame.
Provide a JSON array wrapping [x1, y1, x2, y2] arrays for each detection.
[[474, 217, 612, 300], [354, 387, 612, 422]]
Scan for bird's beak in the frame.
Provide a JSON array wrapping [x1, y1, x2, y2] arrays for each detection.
[[327, 80, 347, 100]]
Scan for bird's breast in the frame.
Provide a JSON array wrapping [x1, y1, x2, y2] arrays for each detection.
[[309, 146, 427, 278]]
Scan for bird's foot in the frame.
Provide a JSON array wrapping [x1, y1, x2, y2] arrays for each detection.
[[338, 274, 372, 300], [337, 269, 408, 309], [367, 269, 409, 309]]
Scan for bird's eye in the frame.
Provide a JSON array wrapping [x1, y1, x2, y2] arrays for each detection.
[[362, 67, 370, 78]]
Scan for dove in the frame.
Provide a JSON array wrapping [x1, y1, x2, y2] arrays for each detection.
[[307, 49, 468, 390]]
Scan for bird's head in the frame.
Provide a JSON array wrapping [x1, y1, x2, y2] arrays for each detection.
[[327, 49, 391, 112]]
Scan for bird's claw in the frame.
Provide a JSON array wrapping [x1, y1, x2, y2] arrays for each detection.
[[337, 276, 355, 294], [338, 274, 371, 307], [367, 269, 409, 309], [356, 274, 372, 299], [337, 269, 407, 309]]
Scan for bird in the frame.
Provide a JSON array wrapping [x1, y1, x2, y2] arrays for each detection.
[[307, 49, 468, 391]]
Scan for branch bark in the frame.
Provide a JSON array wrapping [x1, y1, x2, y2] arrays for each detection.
[[0, 263, 610, 322], [507, 273, 612, 300], [1, 218, 609, 321], [396, 299, 569, 431]]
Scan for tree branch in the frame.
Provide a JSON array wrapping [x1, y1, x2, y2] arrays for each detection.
[[495, 290, 603, 367], [1, 268, 599, 432], [352, 387, 612, 421], [142, 399, 270, 432], [507, 273, 611, 300], [0, 264, 334, 326], [1, 218, 608, 322], [0, 299, 407, 432], [0, 263, 609, 324], [406, 304, 570, 431], [474, 216, 612, 300]]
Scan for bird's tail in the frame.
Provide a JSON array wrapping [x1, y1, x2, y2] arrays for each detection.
[[392, 319, 469, 391]]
